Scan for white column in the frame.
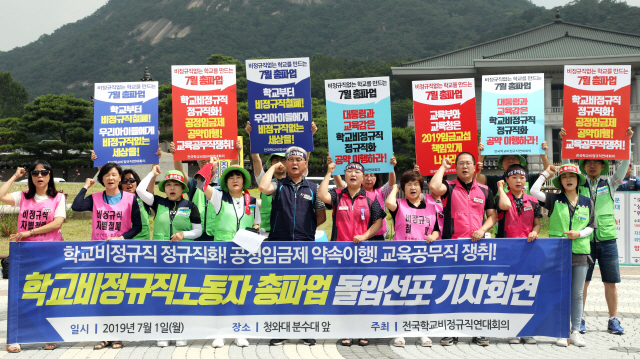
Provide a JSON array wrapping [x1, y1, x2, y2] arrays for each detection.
[[631, 125, 640, 164], [544, 77, 553, 108], [632, 75, 639, 105], [545, 126, 554, 164]]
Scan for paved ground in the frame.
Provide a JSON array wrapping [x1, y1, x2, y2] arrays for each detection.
[[3, 268, 640, 358]]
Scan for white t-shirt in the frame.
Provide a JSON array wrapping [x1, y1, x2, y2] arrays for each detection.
[[11, 192, 67, 218], [208, 188, 261, 226]]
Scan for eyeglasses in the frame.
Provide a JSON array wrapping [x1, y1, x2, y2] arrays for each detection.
[[286, 158, 304, 163], [121, 179, 137, 184], [271, 157, 285, 164], [31, 170, 50, 177], [456, 162, 474, 167]]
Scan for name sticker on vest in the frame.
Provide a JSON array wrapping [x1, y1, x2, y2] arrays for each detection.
[[176, 208, 190, 216], [524, 206, 532, 211], [578, 215, 587, 221], [360, 208, 365, 220], [43, 208, 52, 213], [301, 194, 313, 201], [249, 205, 255, 215], [473, 197, 484, 203], [339, 206, 348, 210], [597, 186, 609, 196]]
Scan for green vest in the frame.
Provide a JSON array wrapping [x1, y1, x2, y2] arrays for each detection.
[[214, 192, 256, 242], [191, 188, 217, 237], [548, 193, 591, 254], [153, 199, 194, 241], [133, 197, 151, 240], [260, 192, 273, 232], [579, 179, 617, 241]]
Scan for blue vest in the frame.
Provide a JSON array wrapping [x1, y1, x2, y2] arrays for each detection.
[[268, 177, 318, 241]]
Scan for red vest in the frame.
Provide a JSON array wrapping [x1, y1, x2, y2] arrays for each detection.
[[443, 179, 488, 239], [498, 192, 538, 238], [331, 189, 371, 241], [393, 198, 440, 241]]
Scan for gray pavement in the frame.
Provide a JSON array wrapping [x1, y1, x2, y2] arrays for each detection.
[[3, 271, 640, 358]]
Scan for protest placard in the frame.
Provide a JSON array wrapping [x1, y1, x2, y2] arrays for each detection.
[[413, 79, 478, 175], [246, 58, 313, 153], [93, 82, 159, 166], [325, 77, 393, 174], [481, 74, 544, 155], [563, 65, 631, 159], [172, 65, 237, 161]]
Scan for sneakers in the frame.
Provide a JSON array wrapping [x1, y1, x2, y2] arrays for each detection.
[[301, 339, 316, 346], [269, 339, 285, 346], [521, 337, 536, 344], [156, 340, 169, 347], [235, 338, 249, 347], [472, 337, 489, 346], [175, 340, 187, 347], [507, 337, 520, 344], [579, 318, 586, 334], [608, 317, 624, 334], [570, 330, 586, 347], [555, 338, 568, 347], [440, 337, 458, 346], [212, 338, 225, 348]]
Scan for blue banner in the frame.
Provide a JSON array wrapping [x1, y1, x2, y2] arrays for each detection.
[[480, 74, 545, 155], [8, 238, 570, 343], [325, 77, 394, 175], [93, 82, 159, 166], [246, 58, 313, 154]]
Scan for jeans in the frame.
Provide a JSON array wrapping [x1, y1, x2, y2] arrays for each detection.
[[572, 265, 589, 331], [586, 239, 621, 283]]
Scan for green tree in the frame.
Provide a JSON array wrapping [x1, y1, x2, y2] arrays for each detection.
[[207, 54, 248, 102], [0, 117, 27, 151], [391, 98, 413, 128], [0, 72, 29, 119], [392, 127, 416, 174], [9, 94, 93, 179]]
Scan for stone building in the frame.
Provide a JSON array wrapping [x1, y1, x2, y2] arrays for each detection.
[[391, 11, 640, 174]]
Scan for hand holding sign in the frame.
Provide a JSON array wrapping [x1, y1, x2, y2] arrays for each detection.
[[327, 162, 336, 174], [563, 231, 580, 240], [441, 157, 453, 171]]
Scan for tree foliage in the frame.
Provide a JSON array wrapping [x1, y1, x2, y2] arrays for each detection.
[[0, 72, 29, 119], [7, 95, 93, 177]]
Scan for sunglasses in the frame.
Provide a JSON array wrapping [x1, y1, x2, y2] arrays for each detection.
[[121, 179, 137, 184], [31, 170, 50, 177]]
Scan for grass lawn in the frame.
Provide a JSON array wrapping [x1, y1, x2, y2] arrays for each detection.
[[0, 183, 552, 256]]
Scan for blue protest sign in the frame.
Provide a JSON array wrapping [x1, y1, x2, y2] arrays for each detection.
[[325, 77, 394, 175], [8, 238, 570, 343], [481, 74, 545, 155], [93, 82, 159, 166], [246, 58, 313, 154]]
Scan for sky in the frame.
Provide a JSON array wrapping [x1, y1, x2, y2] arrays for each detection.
[[1, 0, 640, 52]]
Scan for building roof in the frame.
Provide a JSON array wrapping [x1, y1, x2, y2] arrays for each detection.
[[487, 34, 640, 60], [402, 19, 640, 68]]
